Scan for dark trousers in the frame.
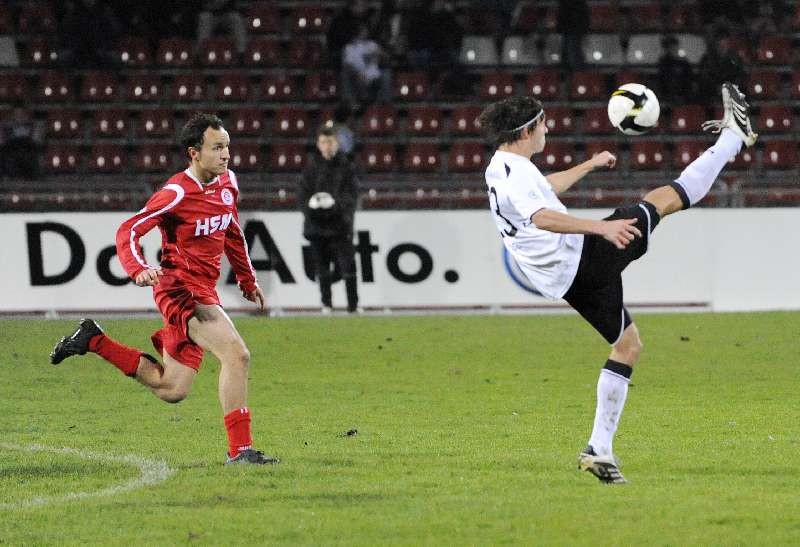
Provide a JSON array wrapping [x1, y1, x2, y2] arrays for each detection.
[[308, 234, 359, 310]]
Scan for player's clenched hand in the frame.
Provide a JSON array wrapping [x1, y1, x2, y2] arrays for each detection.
[[590, 151, 616, 170], [243, 286, 267, 312], [600, 218, 641, 250], [135, 268, 163, 286]]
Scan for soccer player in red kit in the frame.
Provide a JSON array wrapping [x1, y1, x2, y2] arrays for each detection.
[[50, 113, 278, 465]]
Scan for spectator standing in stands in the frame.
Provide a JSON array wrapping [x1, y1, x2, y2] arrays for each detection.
[[299, 125, 360, 314], [196, 0, 247, 57], [60, 0, 122, 67], [556, 0, 590, 70], [340, 24, 392, 109], [327, 0, 374, 69], [657, 35, 695, 105], [0, 107, 43, 180], [405, 0, 463, 71], [697, 29, 745, 106]]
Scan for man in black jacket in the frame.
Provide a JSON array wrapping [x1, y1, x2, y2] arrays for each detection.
[[299, 125, 360, 313]]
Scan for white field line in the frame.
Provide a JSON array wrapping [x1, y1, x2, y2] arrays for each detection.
[[0, 443, 175, 510]]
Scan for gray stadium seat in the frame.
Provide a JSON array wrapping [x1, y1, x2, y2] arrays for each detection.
[[626, 34, 663, 65], [541, 34, 562, 65], [675, 34, 706, 64], [501, 36, 540, 65], [460, 35, 499, 66], [583, 34, 624, 65]]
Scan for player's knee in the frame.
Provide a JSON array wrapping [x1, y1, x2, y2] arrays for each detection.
[[232, 345, 251, 371], [160, 386, 190, 404]]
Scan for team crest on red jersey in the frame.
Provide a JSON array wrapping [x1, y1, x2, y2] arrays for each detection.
[[221, 188, 233, 205]]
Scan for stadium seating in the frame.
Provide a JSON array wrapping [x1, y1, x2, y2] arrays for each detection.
[[36, 71, 73, 103], [227, 108, 265, 137], [726, 145, 756, 170], [588, 4, 621, 32], [584, 140, 620, 162], [666, 4, 694, 31], [360, 143, 397, 172], [117, 36, 151, 67], [305, 72, 338, 101], [134, 144, 172, 172], [18, 2, 57, 34], [230, 142, 263, 171], [526, 70, 560, 99], [501, 36, 540, 66], [246, 2, 282, 34], [0, 3, 12, 33], [46, 110, 83, 139], [670, 105, 707, 133], [460, 36, 500, 66], [287, 39, 325, 68], [539, 142, 577, 170], [157, 38, 193, 66], [199, 38, 237, 67], [672, 140, 707, 169], [630, 142, 668, 170], [756, 106, 793, 134], [126, 74, 164, 102], [93, 109, 129, 138], [403, 143, 441, 172], [762, 141, 799, 169], [569, 71, 607, 100], [479, 72, 515, 100], [747, 71, 782, 100], [273, 107, 310, 136], [406, 107, 444, 136], [24, 38, 59, 66], [44, 145, 80, 173], [0, 74, 28, 102], [137, 109, 174, 137], [582, 34, 624, 65], [270, 144, 307, 172], [450, 106, 483, 136], [81, 72, 120, 103], [582, 106, 614, 134], [394, 72, 430, 101], [756, 36, 792, 65], [172, 74, 207, 102], [447, 141, 486, 173], [87, 144, 126, 173], [244, 37, 282, 66], [539, 34, 562, 65], [261, 75, 298, 101], [288, 6, 329, 34], [216, 72, 252, 102], [543, 107, 575, 135], [674, 34, 706, 64], [626, 35, 662, 65], [360, 105, 398, 136]]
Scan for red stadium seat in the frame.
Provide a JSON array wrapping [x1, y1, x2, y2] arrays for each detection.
[[543, 106, 575, 135], [199, 38, 237, 66], [585, 140, 620, 162], [394, 72, 430, 101], [246, 2, 282, 33], [447, 141, 486, 173], [360, 143, 397, 172], [762, 141, 799, 169], [588, 3, 621, 32], [0, 4, 13, 33], [273, 107, 310, 136], [261, 75, 297, 101], [87, 144, 126, 173], [570, 71, 607, 100], [305, 72, 338, 101], [92, 109, 129, 138], [117, 37, 151, 67], [630, 142, 668, 170], [216, 72, 252, 102], [672, 140, 707, 169], [631, 5, 663, 32], [157, 38, 193, 66], [36, 72, 73, 103], [727, 36, 752, 64], [450, 106, 483, 135], [288, 6, 329, 34], [44, 144, 80, 173], [46, 109, 83, 139], [480, 72, 515, 99], [583, 106, 614, 134], [127, 74, 164, 102], [137, 109, 174, 137], [81, 72, 120, 102], [747, 71, 782, 99], [270, 144, 307, 172], [665, 4, 694, 31], [134, 144, 172, 172], [670, 105, 707, 133], [360, 105, 398, 136], [614, 70, 648, 88], [539, 142, 578, 170], [230, 142, 263, 171], [406, 107, 444, 136], [317, 106, 336, 127], [403, 143, 441, 172], [756, 36, 792, 65], [24, 38, 59, 66], [227, 108, 265, 136], [287, 39, 324, 67], [726, 144, 756, 170], [18, 3, 56, 33], [526, 70, 560, 99], [244, 37, 282, 66], [757, 106, 793, 133], [0, 74, 28, 102], [172, 74, 208, 102]]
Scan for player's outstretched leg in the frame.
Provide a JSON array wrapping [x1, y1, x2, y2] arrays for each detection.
[[50, 318, 104, 364]]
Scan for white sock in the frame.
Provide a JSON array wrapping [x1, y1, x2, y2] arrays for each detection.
[[674, 128, 743, 206], [588, 369, 630, 457]]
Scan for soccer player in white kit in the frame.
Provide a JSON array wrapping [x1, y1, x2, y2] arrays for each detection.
[[480, 83, 757, 484]]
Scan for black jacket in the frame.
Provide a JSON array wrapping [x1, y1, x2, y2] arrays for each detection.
[[299, 151, 358, 239]]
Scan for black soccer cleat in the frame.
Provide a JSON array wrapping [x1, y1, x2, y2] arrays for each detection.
[[578, 445, 627, 484], [50, 318, 104, 365], [225, 448, 280, 465]]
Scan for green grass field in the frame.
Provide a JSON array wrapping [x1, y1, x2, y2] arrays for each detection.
[[1, 312, 799, 545]]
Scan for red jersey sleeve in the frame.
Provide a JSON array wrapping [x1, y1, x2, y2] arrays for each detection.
[[224, 206, 258, 293], [116, 183, 185, 280]]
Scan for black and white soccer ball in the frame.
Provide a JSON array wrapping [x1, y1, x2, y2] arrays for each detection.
[[607, 83, 660, 135]]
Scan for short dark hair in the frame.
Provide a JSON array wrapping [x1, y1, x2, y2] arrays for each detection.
[[179, 113, 224, 155], [478, 96, 544, 147], [317, 122, 337, 138]]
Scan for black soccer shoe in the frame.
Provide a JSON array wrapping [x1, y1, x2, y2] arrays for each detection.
[[50, 318, 104, 365], [701, 82, 757, 147], [225, 448, 280, 465], [578, 445, 627, 484]]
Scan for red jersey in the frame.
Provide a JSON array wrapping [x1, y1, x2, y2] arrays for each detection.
[[116, 168, 257, 292]]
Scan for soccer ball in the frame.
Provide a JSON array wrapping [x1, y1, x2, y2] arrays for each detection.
[[607, 83, 660, 135]]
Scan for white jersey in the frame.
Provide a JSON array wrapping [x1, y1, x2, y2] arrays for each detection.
[[485, 150, 583, 299]]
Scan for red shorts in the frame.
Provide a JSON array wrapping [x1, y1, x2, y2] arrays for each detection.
[[150, 275, 220, 370]]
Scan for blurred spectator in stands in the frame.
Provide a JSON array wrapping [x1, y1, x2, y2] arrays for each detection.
[[697, 29, 745, 106], [118, 1, 196, 49], [340, 24, 392, 110], [327, 0, 374, 69], [0, 108, 44, 180], [657, 35, 695, 105], [196, 0, 247, 57], [557, 0, 589, 70], [330, 104, 355, 157], [699, 0, 746, 33], [373, 0, 415, 67], [60, 0, 122, 67], [299, 125, 360, 315], [406, 0, 462, 71], [748, 2, 778, 43]]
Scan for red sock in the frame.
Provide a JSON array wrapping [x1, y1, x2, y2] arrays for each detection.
[[88, 334, 142, 377], [224, 407, 253, 457]]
